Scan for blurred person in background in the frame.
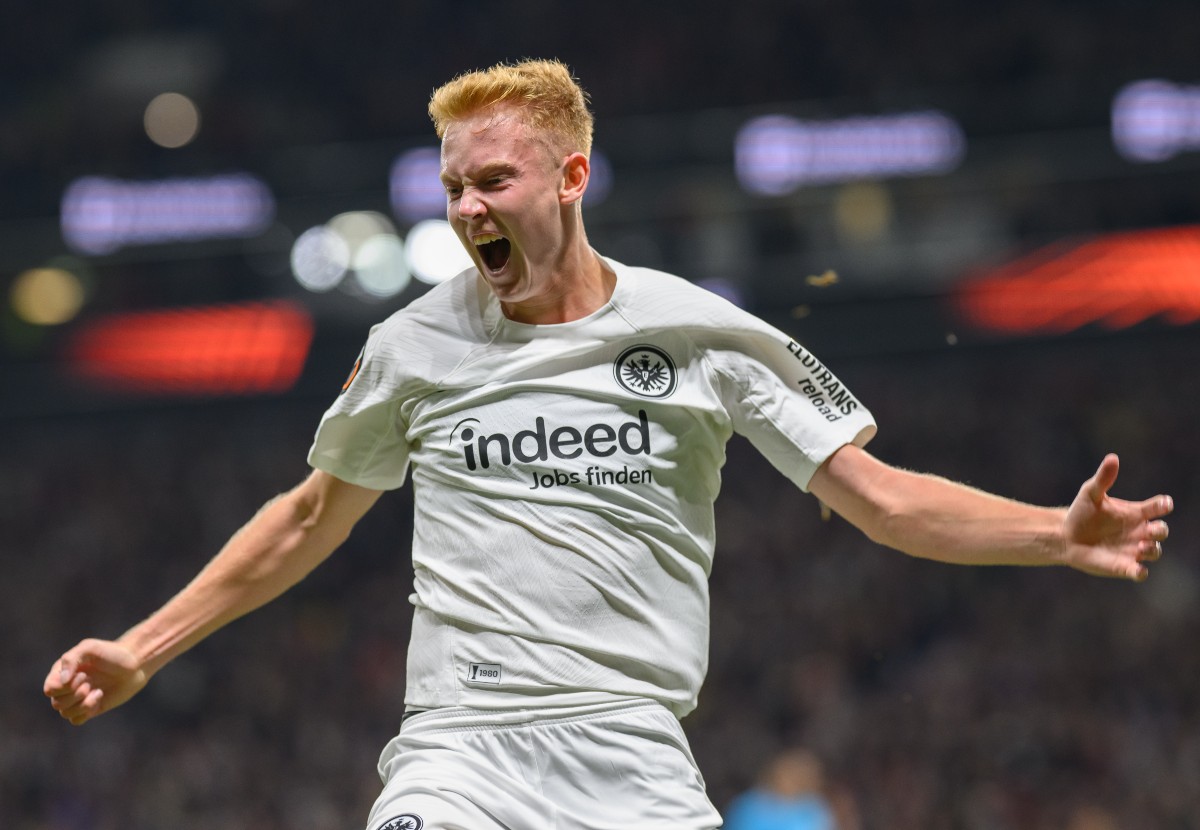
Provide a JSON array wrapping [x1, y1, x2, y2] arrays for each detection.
[[1067, 803, 1119, 830], [44, 58, 1174, 830], [723, 748, 839, 830]]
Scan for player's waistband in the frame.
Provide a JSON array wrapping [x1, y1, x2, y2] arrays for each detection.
[[398, 696, 670, 735]]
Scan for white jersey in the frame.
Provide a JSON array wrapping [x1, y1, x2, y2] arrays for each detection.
[[308, 258, 876, 718]]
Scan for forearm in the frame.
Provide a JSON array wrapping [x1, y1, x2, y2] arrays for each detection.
[[869, 470, 1067, 567], [118, 488, 348, 677], [812, 446, 1069, 567], [812, 445, 1169, 582]]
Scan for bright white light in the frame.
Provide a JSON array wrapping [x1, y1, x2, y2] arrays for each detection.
[[406, 220, 473, 285], [735, 111, 966, 195], [291, 226, 350, 292], [61, 174, 275, 255], [734, 116, 807, 196], [1112, 79, 1200, 162], [329, 211, 395, 253], [352, 234, 410, 298], [390, 147, 446, 222]]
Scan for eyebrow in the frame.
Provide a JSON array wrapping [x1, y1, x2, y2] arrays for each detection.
[[439, 161, 517, 185]]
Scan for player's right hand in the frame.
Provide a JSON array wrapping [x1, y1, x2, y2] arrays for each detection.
[[43, 638, 148, 726]]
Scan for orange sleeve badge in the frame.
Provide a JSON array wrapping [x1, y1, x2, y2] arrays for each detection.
[[340, 349, 364, 394]]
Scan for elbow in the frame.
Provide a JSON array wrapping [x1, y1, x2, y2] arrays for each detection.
[[850, 468, 908, 550], [284, 480, 356, 550], [855, 480, 929, 558], [861, 503, 902, 550]]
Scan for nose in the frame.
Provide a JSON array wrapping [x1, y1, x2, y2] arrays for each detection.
[[456, 188, 486, 221]]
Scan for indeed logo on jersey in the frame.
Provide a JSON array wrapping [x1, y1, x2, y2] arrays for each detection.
[[451, 410, 651, 471]]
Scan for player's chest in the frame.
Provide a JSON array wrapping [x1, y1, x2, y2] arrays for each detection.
[[402, 337, 725, 473]]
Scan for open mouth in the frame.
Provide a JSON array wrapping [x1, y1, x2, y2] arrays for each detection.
[[474, 233, 511, 273]]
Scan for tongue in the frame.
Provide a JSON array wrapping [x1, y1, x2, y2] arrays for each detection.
[[481, 238, 511, 271]]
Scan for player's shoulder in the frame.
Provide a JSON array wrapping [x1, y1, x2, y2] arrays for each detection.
[[368, 268, 487, 345], [352, 268, 486, 382], [609, 259, 771, 334]]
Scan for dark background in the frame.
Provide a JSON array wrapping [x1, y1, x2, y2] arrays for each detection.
[[3, 2, 1198, 828]]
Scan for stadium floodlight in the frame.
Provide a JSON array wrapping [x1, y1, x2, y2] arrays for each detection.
[[10, 267, 85, 326], [64, 300, 314, 395], [352, 234, 410, 298], [290, 225, 351, 292], [955, 225, 1200, 335], [60, 173, 275, 255], [1112, 79, 1200, 163], [390, 147, 446, 223], [582, 148, 613, 207], [406, 219, 473, 285], [144, 92, 201, 149], [735, 111, 966, 195]]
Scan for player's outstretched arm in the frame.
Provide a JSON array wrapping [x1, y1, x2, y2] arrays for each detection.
[[809, 445, 1172, 581], [44, 469, 382, 726]]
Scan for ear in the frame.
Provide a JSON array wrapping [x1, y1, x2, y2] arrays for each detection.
[[559, 152, 590, 205]]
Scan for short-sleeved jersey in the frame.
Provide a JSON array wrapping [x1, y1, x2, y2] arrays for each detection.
[[308, 258, 875, 717]]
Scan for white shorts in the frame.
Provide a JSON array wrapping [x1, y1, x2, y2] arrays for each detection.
[[364, 698, 722, 830]]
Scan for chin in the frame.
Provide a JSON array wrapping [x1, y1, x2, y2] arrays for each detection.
[[483, 268, 526, 295]]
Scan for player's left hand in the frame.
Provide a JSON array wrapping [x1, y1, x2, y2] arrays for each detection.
[[1061, 454, 1173, 581]]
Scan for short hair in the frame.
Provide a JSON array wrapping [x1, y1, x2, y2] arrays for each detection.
[[429, 58, 594, 157]]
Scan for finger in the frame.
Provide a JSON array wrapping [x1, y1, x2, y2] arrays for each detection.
[[82, 687, 105, 713], [46, 671, 83, 701], [1106, 555, 1147, 582], [47, 683, 79, 700], [1086, 454, 1120, 504], [49, 672, 92, 704], [53, 668, 96, 702], [44, 657, 74, 696], [53, 682, 90, 714], [1113, 550, 1149, 581], [65, 704, 92, 726], [44, 671, 70, 697], [1137, 539, 1163, 562], [50, 685, 82, 707], [60, 691, 93, 722], [65, 689, 105, 726], [1147, 519, 1170, 542], [1141, 495, 1174, 520]]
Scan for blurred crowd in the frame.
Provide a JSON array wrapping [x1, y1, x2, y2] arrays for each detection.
[[3, 324, 1197, 829], [5, 4, 1200, 826], [5, 0, 1200, 220]]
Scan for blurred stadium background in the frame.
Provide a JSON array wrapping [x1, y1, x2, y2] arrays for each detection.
[[3, 2, 1198, 828]]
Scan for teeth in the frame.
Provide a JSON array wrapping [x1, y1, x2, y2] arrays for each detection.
[[473, 233, 504, 245]]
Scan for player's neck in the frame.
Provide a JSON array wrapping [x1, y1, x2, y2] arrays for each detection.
[[501, 248, 615, 325]]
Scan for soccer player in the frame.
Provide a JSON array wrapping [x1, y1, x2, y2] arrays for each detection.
[[45, 59, 1173, 830]]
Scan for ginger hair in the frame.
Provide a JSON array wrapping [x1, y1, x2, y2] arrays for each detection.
[[429, 58, 594, 157]]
